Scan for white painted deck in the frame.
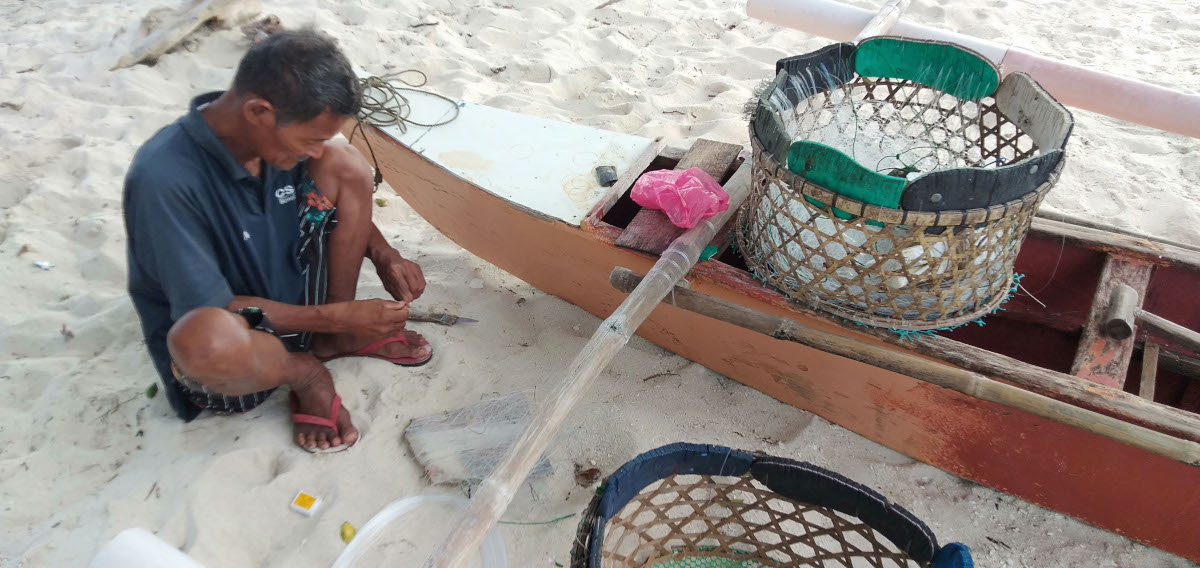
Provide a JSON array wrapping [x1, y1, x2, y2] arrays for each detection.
[[368, 91, 654, 226]]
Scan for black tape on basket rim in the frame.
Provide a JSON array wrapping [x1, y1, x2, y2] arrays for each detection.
[[750, 457, 940, 563], [584, 444, 940, 566], [588, 442, 754, 567], [773, 42, 856, 107]]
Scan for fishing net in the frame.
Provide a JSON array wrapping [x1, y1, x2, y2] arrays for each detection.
[[404, 392, 553, 486], [736, 38, 1073, 330], [570, 443, 972, 568]]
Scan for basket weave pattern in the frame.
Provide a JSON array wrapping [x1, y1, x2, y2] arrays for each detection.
[[738, 77, 1057, 330], [789, 77, 1038, 169], [600, 473, 923, 568]]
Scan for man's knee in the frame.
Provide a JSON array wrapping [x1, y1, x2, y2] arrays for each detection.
[[166, 307, 252, 379], [308, 143, 373, 206]]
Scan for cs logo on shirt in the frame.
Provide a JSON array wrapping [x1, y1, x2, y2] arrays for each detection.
[[275, 184, 296, 205]]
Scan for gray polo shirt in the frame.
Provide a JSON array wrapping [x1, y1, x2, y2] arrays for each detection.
[[124, 92, 307, 420]]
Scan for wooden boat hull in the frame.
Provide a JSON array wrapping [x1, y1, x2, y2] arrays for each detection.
[[349, 126, 1200, 562]]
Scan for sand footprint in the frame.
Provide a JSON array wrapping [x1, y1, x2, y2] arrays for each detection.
[[184, 446, 338, 564]]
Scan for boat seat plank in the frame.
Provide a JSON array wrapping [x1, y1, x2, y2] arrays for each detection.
[[1070, 255, 1154, 388], [614, 139, 743, 256]]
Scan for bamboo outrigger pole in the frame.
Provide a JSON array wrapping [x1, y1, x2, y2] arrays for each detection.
[[424, 165, 753, 567]]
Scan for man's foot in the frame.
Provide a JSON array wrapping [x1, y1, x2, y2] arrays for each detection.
[[289, 365, 359, 451], [312, 329, 433, 365]]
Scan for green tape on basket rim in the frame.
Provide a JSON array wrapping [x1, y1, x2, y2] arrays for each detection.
[[854, 38, 1000, 100], [788, 140, 905, 227]]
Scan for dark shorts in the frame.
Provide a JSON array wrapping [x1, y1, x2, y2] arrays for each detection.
[[172, 175, 337, 414]]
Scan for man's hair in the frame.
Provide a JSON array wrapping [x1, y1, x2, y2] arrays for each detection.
[[232, 28, 361, 125]]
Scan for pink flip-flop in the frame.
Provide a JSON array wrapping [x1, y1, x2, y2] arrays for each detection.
[[316, 332, 434, 367], [289, 392, 355, 454]]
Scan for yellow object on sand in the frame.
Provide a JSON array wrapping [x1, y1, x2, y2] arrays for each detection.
[[289, 491, 322, 517], [340, 522, 356, 544]]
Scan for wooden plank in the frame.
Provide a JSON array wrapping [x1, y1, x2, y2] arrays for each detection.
[[1141, 343, 1161, 401], [1029, 216, 1200, 272], [614, 139, 742, 255], [1139, 309, 1200, 356], [658, 145, 688, 164], [585, 142, 663, 226], [1034, 208, 1200, 255], [1070, 255, 1155, 388]]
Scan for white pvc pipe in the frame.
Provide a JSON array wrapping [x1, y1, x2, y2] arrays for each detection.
[[1001, 47, 1200, 139], [748, 0, 1009, 62], [747, 0, 1200, 139]]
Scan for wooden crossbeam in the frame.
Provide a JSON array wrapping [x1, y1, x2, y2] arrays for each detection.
[[1070, 255, 1154, 388]]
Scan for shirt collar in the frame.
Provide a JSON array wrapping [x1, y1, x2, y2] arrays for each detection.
[[180, 91, 255, 182]]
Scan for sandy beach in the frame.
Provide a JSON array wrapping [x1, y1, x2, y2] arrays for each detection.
[[1, 0, 1198, 566]]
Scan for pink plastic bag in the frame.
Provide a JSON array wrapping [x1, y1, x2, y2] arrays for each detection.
[[630, 168, 729, 229]]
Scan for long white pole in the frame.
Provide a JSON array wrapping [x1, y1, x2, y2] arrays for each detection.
[[747, 0, 1200, 139], [423, 164, 753, 567]]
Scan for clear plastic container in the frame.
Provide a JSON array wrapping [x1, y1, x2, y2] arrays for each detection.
[[331, 493, 507, 568]]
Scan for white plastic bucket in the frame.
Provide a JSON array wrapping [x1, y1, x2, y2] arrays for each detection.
[[89, 528, 205, 568]]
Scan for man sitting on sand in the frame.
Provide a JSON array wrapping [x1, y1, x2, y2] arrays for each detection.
[[124, 28, 430, 452]]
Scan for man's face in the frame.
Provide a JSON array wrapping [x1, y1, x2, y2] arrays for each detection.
[[244, 99, 350, 170]]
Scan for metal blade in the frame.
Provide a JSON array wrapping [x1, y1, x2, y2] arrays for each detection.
[[407, 310, 478, 326]]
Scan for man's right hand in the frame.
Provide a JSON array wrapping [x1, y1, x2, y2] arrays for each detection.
[[328, 299, 409, 338]]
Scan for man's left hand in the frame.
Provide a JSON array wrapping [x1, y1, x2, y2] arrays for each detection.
[[375, 249, 426, 303]]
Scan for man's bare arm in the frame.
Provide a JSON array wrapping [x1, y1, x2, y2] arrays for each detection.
[[365, 223, 427, 302], [228, 297, 344, 334], [365, 222, 391, 265], [227, 296, 409, 337]]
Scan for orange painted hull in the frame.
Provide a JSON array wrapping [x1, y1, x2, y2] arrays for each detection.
[[351, 129, 1200, 562]]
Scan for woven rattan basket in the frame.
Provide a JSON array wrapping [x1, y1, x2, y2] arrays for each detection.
[[570, 443, 972, 568], [736, 39, 1073, 330]]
